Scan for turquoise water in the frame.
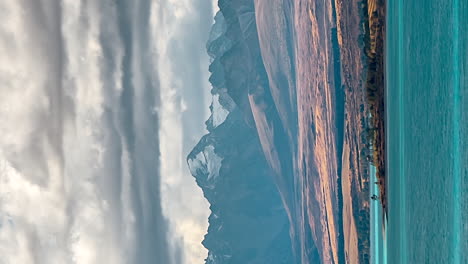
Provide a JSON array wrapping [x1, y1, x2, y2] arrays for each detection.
[[386, 0, 467, 263], [370, 164, 386, 264]]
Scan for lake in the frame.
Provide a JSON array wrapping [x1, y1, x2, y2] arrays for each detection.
[[386, 0, 467, 263]]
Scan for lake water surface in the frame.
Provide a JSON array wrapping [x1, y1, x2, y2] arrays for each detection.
[[370, 164, 385, 264], [386, 0, 467, 263]]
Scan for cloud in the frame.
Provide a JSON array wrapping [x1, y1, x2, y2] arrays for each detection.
[[0, 0, 174, 263], [150, 0, 215, 263]]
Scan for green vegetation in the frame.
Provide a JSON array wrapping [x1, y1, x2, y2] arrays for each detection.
[[362, 0, 386, 214]]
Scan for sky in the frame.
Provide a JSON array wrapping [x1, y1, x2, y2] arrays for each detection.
[[0, 0, 216, 263]]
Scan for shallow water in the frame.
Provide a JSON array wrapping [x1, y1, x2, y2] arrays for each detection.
[[386, 0, 467, 263], [370, 164, 385, 264]]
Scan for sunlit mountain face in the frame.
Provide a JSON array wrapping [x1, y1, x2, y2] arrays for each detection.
[[188, 0, 378, 263]]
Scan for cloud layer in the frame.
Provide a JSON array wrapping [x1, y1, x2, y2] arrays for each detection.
[[0, 0, 213, 263], [152, 0, 214, 263]]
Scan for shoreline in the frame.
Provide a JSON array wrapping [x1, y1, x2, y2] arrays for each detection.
[[363, 0, 387, 216]]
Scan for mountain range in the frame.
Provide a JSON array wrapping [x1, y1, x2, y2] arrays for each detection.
[[187, 0, 372, 263]]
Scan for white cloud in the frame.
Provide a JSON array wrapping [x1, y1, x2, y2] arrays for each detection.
[[0, 0, 172, 263], [150, 0, 214, 263], [0, 0, 216, 262], [0, 0, 127, 263]]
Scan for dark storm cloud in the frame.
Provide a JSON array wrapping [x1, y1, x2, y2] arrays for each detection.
[[111, 0, 173, 263]]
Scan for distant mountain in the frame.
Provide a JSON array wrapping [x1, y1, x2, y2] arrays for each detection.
[[188, 110, 294, 264], [187, 1, 297, 262], [187, 0, 366, 262]]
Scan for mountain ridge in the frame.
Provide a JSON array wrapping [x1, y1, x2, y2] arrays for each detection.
[[187, 1, 299, 262]]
